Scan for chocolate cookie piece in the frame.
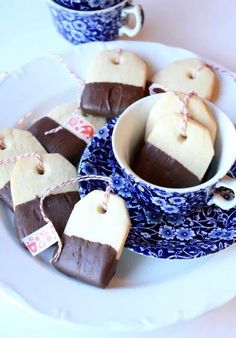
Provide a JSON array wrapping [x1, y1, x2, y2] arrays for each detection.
[[132, 142, 200, 188], [15, 192, 79, 240], [28, 102, 105, 166], [11, 153, 79, 243], [53, 190, 131, 288], [53, 235, 117, 288], [81, 49, 147, 118], [81, 82, 144, 118], [0, 128, 46, 211], [28, 117, 86, 166]]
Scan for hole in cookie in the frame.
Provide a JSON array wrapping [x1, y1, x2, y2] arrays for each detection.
[[97, 205, 106, 214], [178, 134, 188, 141], [187, 73, 194, 79], [37, 168, 44, 175], [112, 59, 119, 65]]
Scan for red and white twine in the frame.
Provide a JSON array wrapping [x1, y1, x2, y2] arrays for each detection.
[[180, 90, 196, 138], [192, 62, 236, 82], [149, 83, 196, 137], [0, 151, 44, 173], [49, 53, 85, 107], [39, 175, 113, 262]]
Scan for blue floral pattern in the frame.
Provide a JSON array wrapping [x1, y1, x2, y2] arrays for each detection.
[[54, 0, 123, 11], [48, 1, 127, 44], [78, 119, 236, 259]]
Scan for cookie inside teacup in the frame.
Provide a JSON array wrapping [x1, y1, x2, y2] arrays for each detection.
[[112, 93, 236, 216], [132, 91, 217, 188]]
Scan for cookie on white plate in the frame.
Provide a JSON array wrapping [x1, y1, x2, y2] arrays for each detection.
[[133, 113, 214, 188], [81, 49, 147, 118], [53, 190, 131, 288], [11, 153, 80, 243], [151, 59, 216, 100], [145, 91, 217, 142], [28, 102, 105, 166], [0, 128, 46, 211]]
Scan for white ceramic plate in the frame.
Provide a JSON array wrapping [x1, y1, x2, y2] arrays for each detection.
[[0, 41, 236, 334]]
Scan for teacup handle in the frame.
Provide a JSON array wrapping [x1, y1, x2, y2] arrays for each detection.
[[119, 4, 144, 37], [208, 175, 236, 210]]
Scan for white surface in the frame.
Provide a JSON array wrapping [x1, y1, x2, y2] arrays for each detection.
[[1, 1, 236, 338]]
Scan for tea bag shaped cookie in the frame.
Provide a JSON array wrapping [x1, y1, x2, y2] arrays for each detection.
[[151, 59, 216, 100], [28, 102, 105, 166], [11, 153, 80, 242], [81, 49, 147, 118], [53, 190, 131, 288], [0, 128, 46, 211], [145, 92, 217, 142], [133, 113, 214, 188]]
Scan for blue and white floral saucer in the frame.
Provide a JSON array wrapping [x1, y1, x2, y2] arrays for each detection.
[[78, 119, 236, 259]]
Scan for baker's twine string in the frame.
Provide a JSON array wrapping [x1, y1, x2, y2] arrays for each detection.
[[0, 151, 44, 173], [49, 53, 85, 107], [192, 62, 236, 82], [39, 175, 114, 262], [44, 125, 63, 136], [114, 48, 122, 64], [180, 90, 196, 138], [149, 83, 196, 137], [0, 137, 5, 150]]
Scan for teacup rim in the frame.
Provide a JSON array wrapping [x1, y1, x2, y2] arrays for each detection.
[[46, 0, 130, 14], [112, 94, 236, 194]]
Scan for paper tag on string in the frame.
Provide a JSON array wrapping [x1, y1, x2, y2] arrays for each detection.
[[22, 222, 60, 256], [64, 111, 95, 143]]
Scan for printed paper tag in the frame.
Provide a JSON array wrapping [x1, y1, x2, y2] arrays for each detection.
[[64, 111, 95, 143], [22, 222, 60, 256]]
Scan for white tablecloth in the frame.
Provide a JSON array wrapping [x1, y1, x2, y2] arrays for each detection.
[[1, 1, 236, 337]]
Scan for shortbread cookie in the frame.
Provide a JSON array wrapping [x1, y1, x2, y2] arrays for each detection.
[[11, 153, 80, 242], [28, 102, 105, 166], [0, 128, 46, 211], [133, 113, 214, 188], [53, 190, 131, 288], [151, 59, 216, 100], [81, 49, 147, 118], [145, 92, 217, 142]]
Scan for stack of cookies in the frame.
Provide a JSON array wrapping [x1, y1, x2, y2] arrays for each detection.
[[132, 91, 217, 188]]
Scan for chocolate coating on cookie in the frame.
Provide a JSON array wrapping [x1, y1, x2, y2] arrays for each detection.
[[0, 181, 13, 211], [132, 142, 200, 188], [28, 117, 86, 166], [14, 191, 80, 242], [81, 82, 144, 118], [53, 234, 117, 288]]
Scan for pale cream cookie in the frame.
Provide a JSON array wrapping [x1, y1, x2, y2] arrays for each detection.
[[151, 59, 216, 100], [145, 92, 217, 142]]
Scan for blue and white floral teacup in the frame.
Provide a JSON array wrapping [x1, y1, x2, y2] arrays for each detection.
[[46, 0, 144, 44], [53, 0, 124, 11], [112, 94, 236, 218]]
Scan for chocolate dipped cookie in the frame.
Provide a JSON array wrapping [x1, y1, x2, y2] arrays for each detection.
[[53, 190, 131, 288], [0, 128, 46, 211], [28, 102, 105, 166], [133, 113, 215, 188], [10, 153, 80, 242], [81, 49, 147, 118]]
